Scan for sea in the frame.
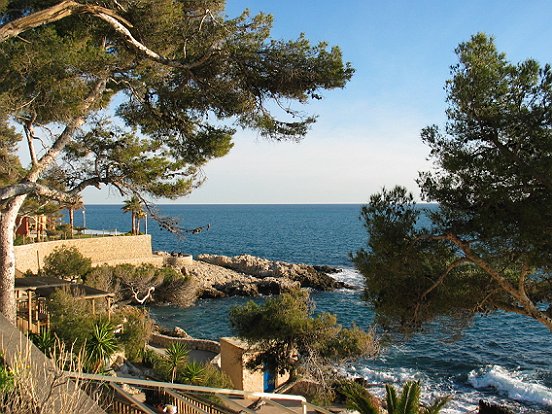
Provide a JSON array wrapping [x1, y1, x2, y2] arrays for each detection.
[[79, 204, 552, 413]]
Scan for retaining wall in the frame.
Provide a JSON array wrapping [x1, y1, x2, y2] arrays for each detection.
[[14, 235, 162, 274], [149, 333, 221, 354]]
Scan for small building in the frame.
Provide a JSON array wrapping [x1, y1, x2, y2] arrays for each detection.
[[220, 337, 289, 394], [14, 276, 114, 334]]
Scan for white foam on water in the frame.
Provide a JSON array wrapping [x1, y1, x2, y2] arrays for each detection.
[[343, 365, 477, 414], [468, 365, 552, 407], [332, 267, 364, 289], [338, 364, 544, 414]]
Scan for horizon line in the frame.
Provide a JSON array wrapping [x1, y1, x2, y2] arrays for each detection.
[[82, 201, 437, 206]]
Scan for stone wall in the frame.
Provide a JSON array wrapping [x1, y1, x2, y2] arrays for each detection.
[[149, 333, 220, 353], [219, 337, 288, 394], [14, 235, 163, 274]]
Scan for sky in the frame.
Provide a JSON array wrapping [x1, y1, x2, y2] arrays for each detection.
[[81, 0, 552, 204]]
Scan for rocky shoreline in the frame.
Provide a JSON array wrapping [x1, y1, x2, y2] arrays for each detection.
[[154, 253, 349, 307]]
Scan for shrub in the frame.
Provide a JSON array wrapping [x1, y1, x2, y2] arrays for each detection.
[[116, 306, 153, 363], [178, 361, 206, 385], [85, 265, 115, 293], [202, 364, 233, 389], [41, 246, 92, 282], [48, 288, 95, 348], [158, 267, 184, 284]]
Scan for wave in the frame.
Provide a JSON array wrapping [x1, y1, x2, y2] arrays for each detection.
[[331, 267, 364, 289], [468, 365, 552, 407]]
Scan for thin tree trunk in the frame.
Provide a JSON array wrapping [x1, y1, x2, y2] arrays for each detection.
[[0, 195, 26, 323], [131, 212, 136, 235], [69, 208, 74, 238]]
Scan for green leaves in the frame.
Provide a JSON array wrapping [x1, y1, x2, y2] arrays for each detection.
[[339, 381, 380, 414], [42, 246, 92, 282], [385, 382, 450, 414], [85, 319, 119, 374], [164, 342, 189, 383], [229, 289, 377, 378], [356, 33, 552, 334]]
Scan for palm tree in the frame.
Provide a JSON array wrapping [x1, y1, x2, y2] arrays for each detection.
[[121, 196, 143, 235], [340, 381, 450, 414], [65, 197, 84, 238], [164, 342, 189, 383], [385, 381, 451, 414], [135, 209, 146, 235], [340, 381, 380, 414]]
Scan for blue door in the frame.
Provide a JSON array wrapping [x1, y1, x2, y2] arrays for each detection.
[[263, 363, 276, 392]]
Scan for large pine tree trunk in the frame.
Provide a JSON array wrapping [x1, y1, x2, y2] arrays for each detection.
[[0, 195, 26, 323]]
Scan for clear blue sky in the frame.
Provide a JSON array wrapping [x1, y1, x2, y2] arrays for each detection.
[[84, 0, 552, 204]]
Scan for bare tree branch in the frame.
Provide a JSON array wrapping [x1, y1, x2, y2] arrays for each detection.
[[0, 1, 132, 43], [26, 77, 108, 183], [0, 182, 79, 204], [444, 233, 552, 331]]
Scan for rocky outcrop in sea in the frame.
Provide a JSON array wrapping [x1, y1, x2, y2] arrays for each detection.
[[196, 254, 344, 290], [153, 254, 345, 307]]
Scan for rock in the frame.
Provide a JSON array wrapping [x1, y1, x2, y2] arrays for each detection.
[[257, 277, 301, 295], [173, 326, 191, 338], [215, 280, 259, 296], [197, 254, 343, 291], [152, 254, 343, 306], [200, 287, 227, 299], [478, 400, 514, 414], [313, 265, 340, 274]]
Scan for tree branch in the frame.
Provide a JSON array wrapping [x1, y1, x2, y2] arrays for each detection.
[[0, 182, 79, 204], [25, 77, 108, 183], [0, 1, 132, 43], [0, 1, 216, 70], [23, 117, 38, 166], [411, 257, 471, 326], [445, 233, 552, 331]]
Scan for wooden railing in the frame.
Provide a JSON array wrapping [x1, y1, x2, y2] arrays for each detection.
[[161, 389, 235, 414], [67, 373, 322, 414]]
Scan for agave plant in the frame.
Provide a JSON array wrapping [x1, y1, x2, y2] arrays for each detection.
[[386, 381, 450, 414], [179, 361, 207, 385], [164, 342, 189, 383], [28, 329, 56, 357], [85, 319, 119, 373]]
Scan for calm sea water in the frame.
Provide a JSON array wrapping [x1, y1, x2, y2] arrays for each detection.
[[80, 204, 552, 413]]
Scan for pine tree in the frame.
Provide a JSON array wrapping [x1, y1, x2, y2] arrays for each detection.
[[0, 1, 354, 321]]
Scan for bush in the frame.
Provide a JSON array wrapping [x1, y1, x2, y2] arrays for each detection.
[[116, 306, 153, 363], [202, 364, 233, 389], [158, 267, 184, 284], [41, 246, 92, 282], [47, 288, 95, 348]]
